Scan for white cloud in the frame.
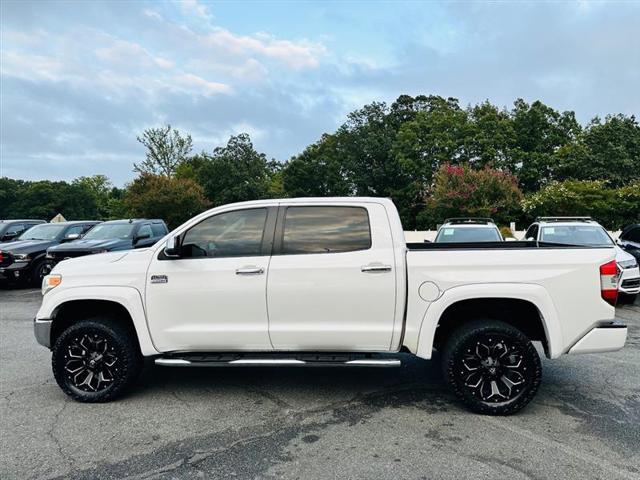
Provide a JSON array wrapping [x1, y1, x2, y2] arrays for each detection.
[[202, 29, 326, 69], [177, 0, 213, 21], [173, 73, 232, 96]]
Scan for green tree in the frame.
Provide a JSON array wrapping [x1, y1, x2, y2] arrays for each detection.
[[392, 97, 471, 224], [72, 175, 124, 219], [417, 164, 523, 229], [282, 134, 351, 197], [465, 101, 515, 170], [510, 99, 581, 191], [134, 125, 193, 177], [123, 174, 210, 229], [556, 114, 640, 187], [177, 134, 278, 206]]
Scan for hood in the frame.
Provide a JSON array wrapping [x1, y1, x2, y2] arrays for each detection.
[[49, 238, 132, 252], [51, 250, 130, 272], [0, 239, 54, 254], [614, 245, 636, 263]]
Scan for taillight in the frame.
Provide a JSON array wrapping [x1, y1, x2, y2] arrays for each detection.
[[0, 250, 3, 262], [600, 260, 620, 306]]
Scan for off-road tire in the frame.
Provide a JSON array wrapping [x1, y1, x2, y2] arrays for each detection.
[[442, 319, 542, 415], [52, 317, 143, 402]]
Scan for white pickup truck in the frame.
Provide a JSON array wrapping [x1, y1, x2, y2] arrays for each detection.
[[34, 198, 628, 414]]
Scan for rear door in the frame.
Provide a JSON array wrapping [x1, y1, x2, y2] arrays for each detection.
[[267, 203, 397, 351]]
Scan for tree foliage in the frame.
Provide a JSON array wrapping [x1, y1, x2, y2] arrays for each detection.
[[522, 180, 640, 230], [123, 174, 209, 229], [177, 134, 278, 206], [416, 164, 523, 229], [134, 125, 193, 177]]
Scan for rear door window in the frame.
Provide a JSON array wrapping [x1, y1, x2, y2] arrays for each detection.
[[281, 206, 371, 254], [151, 223, 167, 237], [621, 227, 640, 244]]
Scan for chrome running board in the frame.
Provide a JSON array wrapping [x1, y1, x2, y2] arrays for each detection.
[[155, 354, 401, 368]]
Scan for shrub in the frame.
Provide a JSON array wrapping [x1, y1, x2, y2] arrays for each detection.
[[416, 164, 523, 229], [521, 180, 638, 230]]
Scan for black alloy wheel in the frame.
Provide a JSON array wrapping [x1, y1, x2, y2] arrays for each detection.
[[63, 333, 119, 392], [52, 317, 142, 402], [442, 320, 542, 415]]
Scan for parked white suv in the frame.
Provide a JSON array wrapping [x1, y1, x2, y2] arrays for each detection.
[[524, 217, 640, 302], [434, 218, 504, 243]]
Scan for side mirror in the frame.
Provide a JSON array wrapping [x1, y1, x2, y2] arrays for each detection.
[[163, 236, 181, 258], [525, 237, 534, 241], [2, 233, 17, 241], [63, 233, 80, 242]]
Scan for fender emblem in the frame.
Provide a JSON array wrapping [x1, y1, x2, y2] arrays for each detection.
[[150, 275, 168, 284]]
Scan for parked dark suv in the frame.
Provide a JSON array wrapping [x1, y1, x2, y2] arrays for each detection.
[[0, 221, 100, 286], [0, 219, 46, 242], [45, 219, 168, 271], [618, 224, 640, 262]]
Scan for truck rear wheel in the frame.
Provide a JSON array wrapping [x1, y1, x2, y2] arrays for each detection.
[[441, 319, 541, 415], [52, 317, 142, 402]]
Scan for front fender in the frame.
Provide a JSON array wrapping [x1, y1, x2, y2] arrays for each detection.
[[413, 283, 562, 360], [36, 285, 159, 356]]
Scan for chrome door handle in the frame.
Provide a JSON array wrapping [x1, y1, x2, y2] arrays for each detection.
[[235, 267, 264, 275], [361, 264, 392, 273]]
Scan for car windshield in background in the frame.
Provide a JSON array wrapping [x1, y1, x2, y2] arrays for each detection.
[[435, 227, 502, 243], [540, 226, 613, 246], [17, 224, 66, 241], [82, 224, 134, 240]]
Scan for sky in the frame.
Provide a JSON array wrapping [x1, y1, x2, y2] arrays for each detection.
[[1, 0, 639, 186]]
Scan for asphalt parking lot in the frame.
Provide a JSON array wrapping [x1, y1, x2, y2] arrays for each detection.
[[1, 287, 639, 480]]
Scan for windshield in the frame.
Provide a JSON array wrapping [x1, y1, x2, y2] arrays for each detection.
[[540, 225, 613, 246], [82, 224, 134, 240], [0, 224, 8, 236], [435, 226, 502, 243], [18, 224, 65, 241]]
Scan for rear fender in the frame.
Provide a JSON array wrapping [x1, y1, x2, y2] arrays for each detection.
[[413, 283, 562, 360]]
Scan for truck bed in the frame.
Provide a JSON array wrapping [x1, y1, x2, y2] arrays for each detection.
[[407, 241, 598, 250]]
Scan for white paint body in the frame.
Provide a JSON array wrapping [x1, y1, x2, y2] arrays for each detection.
[[37, 198, 626, 359]]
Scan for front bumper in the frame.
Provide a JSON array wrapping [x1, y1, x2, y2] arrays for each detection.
[[34, 318, 53, 349], [568, 322, 627, 354], [0, 263, 31, 282], [619, 277, 640, 295]]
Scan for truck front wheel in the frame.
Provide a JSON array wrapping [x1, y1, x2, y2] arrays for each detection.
[[442, 319, 542, 415], [52, 317, 143, 402]]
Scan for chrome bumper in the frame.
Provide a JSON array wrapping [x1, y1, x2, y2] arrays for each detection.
[[34, 318, 53, 349]]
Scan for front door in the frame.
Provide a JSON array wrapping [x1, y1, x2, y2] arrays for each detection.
[[146, 207, 276, 352], [267, 204, 397, 351]]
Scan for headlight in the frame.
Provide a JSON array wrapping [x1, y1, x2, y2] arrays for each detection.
[[13, 253, 30, 262], [620, 259, 638, 269], [42, 274, 62, 296]]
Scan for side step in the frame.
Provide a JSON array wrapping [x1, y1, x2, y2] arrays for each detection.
[[155, 353, 401, 368]]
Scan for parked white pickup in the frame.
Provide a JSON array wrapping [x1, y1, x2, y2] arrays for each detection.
[[35, 198, 627, 414]]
